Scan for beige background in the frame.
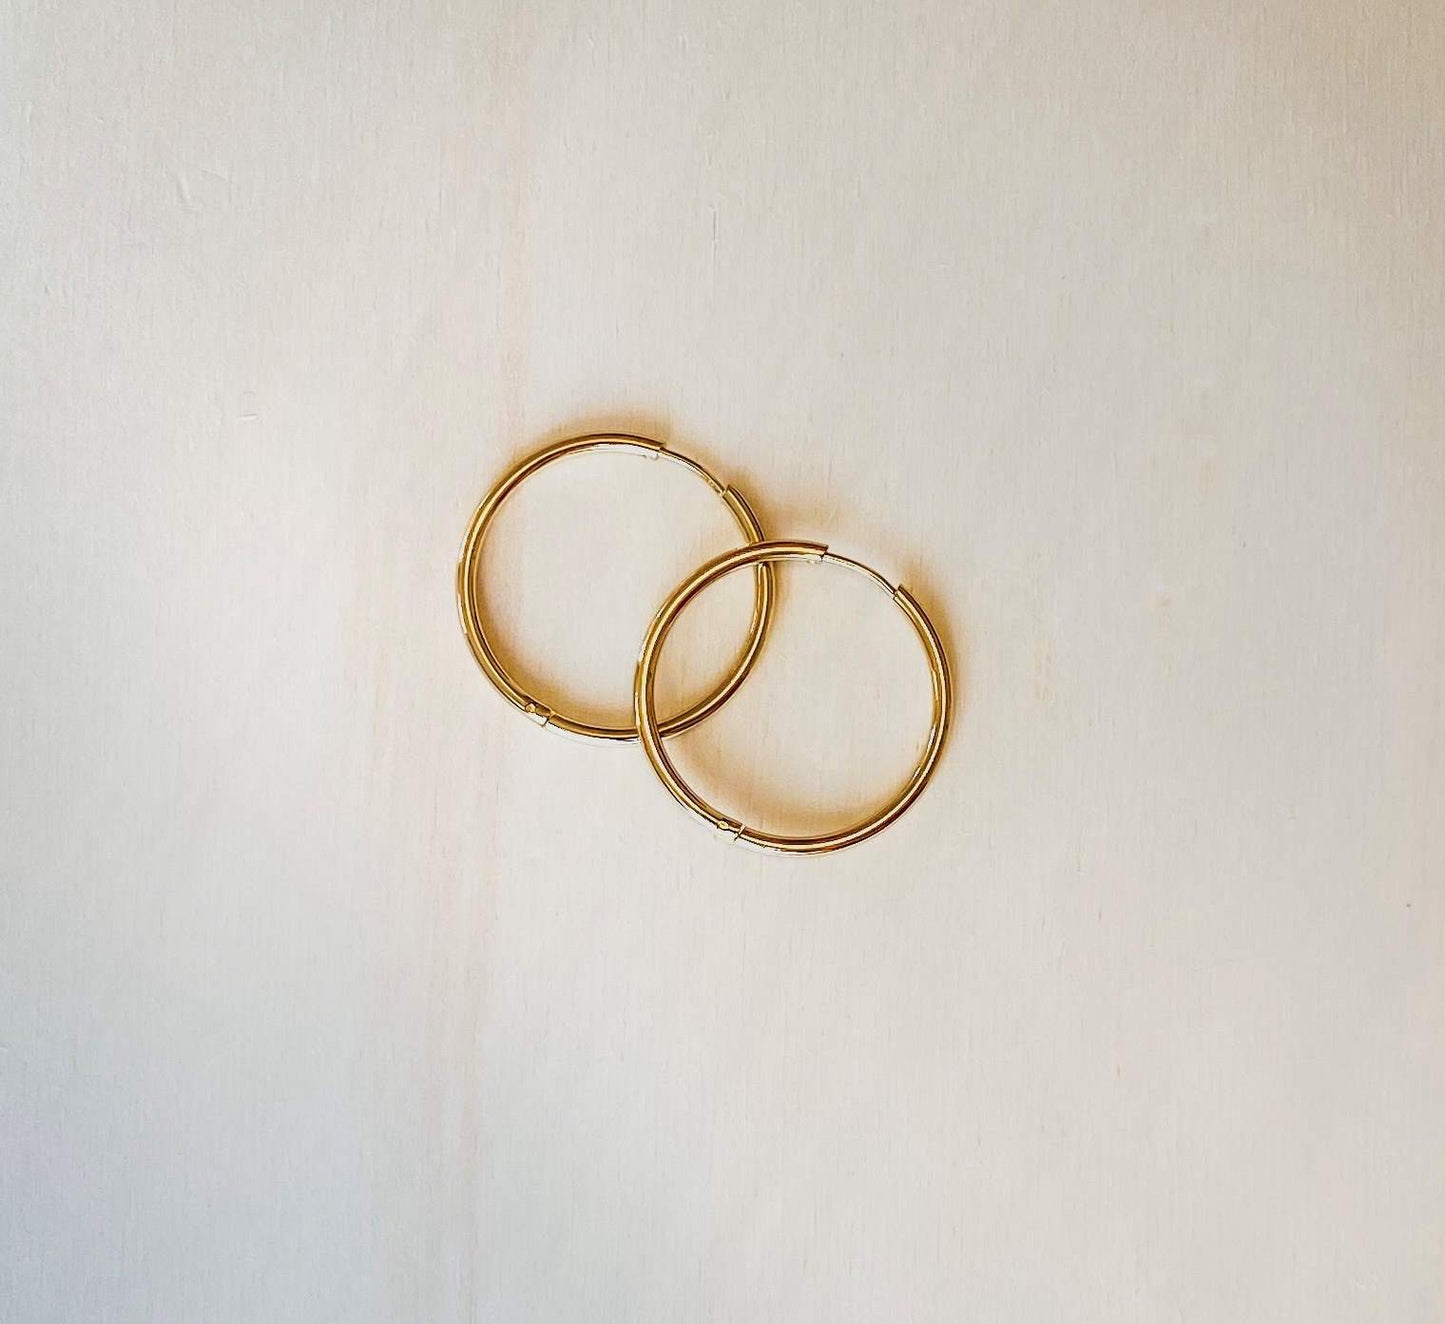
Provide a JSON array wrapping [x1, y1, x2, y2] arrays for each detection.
[[4, 1, 1444, 1320]]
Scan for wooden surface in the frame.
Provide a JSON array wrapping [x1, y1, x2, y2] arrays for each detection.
[[3, 1, 1443, 1319]]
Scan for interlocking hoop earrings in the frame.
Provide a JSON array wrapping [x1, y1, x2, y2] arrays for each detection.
[[456, 434, 775, 741], [458, 434, 952, 851], [633, 541, 951, 855]]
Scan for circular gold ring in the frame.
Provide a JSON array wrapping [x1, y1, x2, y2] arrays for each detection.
[[457, 434, 776, 742], [634, 540, 952, 853]]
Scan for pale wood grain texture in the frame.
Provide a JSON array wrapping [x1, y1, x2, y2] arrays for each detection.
[[3, 1, 1443, 1320]]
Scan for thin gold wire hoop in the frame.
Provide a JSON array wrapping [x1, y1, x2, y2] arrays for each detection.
[[634, 540, 952, 854], [457, 434, 776, 742]]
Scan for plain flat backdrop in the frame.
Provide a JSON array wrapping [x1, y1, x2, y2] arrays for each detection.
[[3, 1, 1443, 1320]]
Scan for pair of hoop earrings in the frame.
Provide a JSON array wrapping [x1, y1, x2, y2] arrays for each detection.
[[456, 434, 952, 854]]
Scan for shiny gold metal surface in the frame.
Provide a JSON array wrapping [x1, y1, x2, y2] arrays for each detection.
[[634, 540, 952, 854], [457, 434, 775, 741]]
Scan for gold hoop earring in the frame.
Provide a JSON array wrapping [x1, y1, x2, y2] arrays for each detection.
[[457, 434, 776, 742], [633, 540, 951, 853]]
